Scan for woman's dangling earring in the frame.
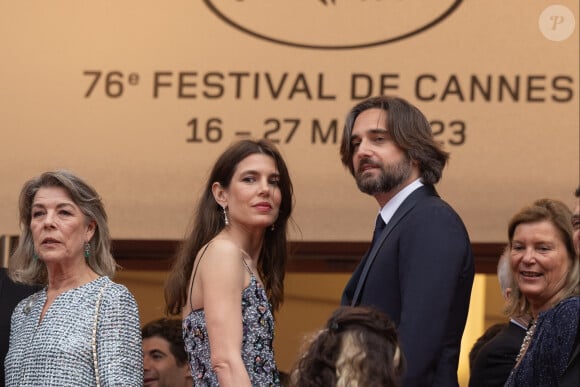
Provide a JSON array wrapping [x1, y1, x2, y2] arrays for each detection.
[[271, 223, 275, 231], [222, 206, 229, 226], [33, 251, 39, 261], [84, 242, 91, 260]]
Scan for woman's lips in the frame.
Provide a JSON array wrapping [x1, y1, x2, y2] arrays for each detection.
[[254, 203, 272, 211], [41, 238, 60, 245]]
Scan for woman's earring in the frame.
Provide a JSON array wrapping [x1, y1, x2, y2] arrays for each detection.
[[271, 223, 275, 231], [32, 251, 39, 261], [222, 206, 229, 226], [84, 242, 91, 260]]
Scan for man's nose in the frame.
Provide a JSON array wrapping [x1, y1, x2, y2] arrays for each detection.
[[355, 139, 372, 159], [143, 355, 151, 370]]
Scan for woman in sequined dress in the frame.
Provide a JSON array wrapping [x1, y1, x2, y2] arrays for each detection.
[[4, 170, 143, 387], [503, 198, 580, 386], [165, 139, 294, 386]]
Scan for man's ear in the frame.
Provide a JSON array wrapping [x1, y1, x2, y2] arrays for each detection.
[[211, 182, 227, 208]]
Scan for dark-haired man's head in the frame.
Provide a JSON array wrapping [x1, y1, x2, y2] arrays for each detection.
[[142, 318, 191, 387]]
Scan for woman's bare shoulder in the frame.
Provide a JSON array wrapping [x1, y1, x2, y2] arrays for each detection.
[[196, 239, 243, 274]]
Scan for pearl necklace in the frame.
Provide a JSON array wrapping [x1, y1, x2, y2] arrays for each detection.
[[515, 319, 537, 364]]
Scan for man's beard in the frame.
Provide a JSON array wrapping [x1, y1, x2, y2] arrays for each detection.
[[355, 156, 413, 196]]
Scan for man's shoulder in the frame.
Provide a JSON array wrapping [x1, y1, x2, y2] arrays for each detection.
[[504, 322, 527, 340], [405, 184, 447, 206], [406, 188, 464, 222], [399, 188, 471, 248], [489, 325, 525, 351]]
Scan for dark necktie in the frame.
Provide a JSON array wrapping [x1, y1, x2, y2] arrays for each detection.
[[370, 214, 386, 248], [347, 214, 387, 306]]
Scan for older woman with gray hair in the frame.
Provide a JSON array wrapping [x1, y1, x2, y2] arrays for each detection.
[[504, 198, 580, 386], [5, 170, 143, 386]]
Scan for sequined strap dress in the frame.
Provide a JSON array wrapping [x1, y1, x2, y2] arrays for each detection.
[[183, 252, 280, 386]]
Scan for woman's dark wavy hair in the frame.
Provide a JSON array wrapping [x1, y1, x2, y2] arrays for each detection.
[[339, 95, 449, 185], [165, 139, 293, 315], [292, 306, 404, 387]]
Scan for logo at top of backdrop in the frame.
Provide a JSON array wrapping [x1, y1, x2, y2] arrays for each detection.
[[204, 0, 462, 50]]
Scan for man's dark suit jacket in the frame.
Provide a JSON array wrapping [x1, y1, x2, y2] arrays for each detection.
[[468, 321, 526, 387], [342, 185, 474, 387], [0, 268, 41, 387]]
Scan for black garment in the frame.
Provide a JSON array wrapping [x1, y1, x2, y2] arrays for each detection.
[[0, 268, 41, 387], [469, 321, 526, 387]]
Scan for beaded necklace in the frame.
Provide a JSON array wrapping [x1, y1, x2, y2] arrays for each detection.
[[515, 318, 537, 364]]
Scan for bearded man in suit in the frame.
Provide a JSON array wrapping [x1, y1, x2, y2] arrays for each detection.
[[340, 95, 475, 387]]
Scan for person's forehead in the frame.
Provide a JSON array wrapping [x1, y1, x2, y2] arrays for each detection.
[[352, 109, 388, 135], [234, 153, 277, 174], [32, 186, 74, 204], [143, 336, 173, 353], [355, 108, 387, 124], [513, 220, 559, 235]]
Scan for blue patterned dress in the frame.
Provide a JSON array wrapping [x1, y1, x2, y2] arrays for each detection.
[[5, 276, 143, 386], [183, 260, 280, 386], [504, 296, 580, 386]]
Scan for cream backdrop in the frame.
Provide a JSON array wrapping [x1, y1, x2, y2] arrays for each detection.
[[1, 1, 578, 242]]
